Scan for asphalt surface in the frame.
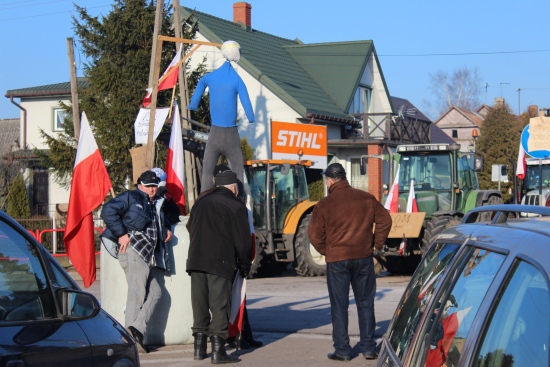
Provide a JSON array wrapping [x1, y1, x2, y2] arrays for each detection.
[[70, 267, 411, 367]]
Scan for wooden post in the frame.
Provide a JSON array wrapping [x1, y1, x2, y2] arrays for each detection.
[[145, 38, 164, 168], [148, 0, 164, 88], [67, 38, 80, 141], [173, 0, 197, 208]]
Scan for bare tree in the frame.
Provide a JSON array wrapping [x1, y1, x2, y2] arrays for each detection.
[[424, 66, 483, 119]]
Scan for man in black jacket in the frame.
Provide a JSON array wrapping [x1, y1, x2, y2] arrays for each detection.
[[186, 171, 252, 364]]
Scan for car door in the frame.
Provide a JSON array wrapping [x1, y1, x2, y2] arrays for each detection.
[[0, 216, 93, 367]]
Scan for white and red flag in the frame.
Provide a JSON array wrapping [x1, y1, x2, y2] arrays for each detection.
[[384, 164, 401, 213], [228, 193, 255, 340], [143, 45, 183, 107], [64, 112, 112, 288], [406, 179, 418, 213], [516, 140, 527, 180], [165, 103, 186, 215], [426, 307, 472, 367]]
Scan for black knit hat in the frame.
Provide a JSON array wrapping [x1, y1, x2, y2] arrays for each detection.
[[321, 163, 346, 179], [215, 171, 238, 186], [138, 170, 160, 186]]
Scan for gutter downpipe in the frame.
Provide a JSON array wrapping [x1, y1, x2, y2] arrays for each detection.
[[10, 96, 26, 148]]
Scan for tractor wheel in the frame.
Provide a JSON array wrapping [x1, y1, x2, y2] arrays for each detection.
[[383, 255, 422, 275], [421, 215, 461, 255], [294, 213, 326, 276], [479, 195, 504, 222], [250, 240, 288, 278]]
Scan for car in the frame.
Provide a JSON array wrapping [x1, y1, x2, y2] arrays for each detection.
[[377, 204, 550, 367], [0, 210, 140, 367]]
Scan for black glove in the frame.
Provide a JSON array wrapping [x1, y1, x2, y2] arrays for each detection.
[[240, 266, 250, 278]]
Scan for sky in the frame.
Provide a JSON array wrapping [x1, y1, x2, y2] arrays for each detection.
[[1, 0, 550, 120]]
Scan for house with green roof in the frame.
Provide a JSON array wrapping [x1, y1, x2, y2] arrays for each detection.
[[182, 2, 401, 198]]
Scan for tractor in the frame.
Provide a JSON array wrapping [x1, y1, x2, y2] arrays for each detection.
[[245, 159, 325, 277], [378, 143, 503, 274]]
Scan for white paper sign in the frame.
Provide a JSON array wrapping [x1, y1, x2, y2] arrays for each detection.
[[134, 108, 170, 144]]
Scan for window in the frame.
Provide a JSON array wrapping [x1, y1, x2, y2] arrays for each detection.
[[474, 261, 549, 367], [349, 86, 372, 114], [53, 108, 67, 131], [388, 242, 460, 361], [452, 130, 458, 138], [422, 247, 505, 367], [0, 220, 56, 322]]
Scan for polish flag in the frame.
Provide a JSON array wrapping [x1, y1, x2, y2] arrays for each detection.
[[143, 45, 183, 107], [516, 140, 526, 180], [165, 103, 186, 214], [228, 194, 255, 339], [384, 165, 401, 213], [426, 307, 472, 367], [406, 179, 418, 213], [64, 112, 112, 288]]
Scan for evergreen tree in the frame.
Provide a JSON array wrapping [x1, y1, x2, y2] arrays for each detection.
[[7, 174, 30, 218], [241, 136, 254, 161], [38, 1, 206, 193], [476, 104, 527, 202]]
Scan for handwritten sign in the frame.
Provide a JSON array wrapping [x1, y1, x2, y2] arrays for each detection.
[[528, 114, 550, 153], [130, 145, 148, 184], [134, 108, 170, 144], [387, 212, 426, 238]]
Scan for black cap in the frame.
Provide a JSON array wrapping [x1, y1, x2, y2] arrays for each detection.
[[215, 171, 239, 186], [138, 170, 160, 186], [321, 163, 346, 179], [213, 163, 231, 175]]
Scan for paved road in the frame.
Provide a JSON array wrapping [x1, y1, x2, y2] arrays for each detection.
[[71, 267, 411, 367]]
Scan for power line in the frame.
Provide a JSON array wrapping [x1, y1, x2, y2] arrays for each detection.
[[0, 3, 111, 21], [0, 0, 68, 11], [379, 49, 550, 57]]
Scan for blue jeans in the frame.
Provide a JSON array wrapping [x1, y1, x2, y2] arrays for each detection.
[[326, 257, 377, 357]]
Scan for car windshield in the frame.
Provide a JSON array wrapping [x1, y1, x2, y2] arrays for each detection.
[[523, 163, 550, 191], [399, 153, 452, 190], [0, 219, 56, 322]]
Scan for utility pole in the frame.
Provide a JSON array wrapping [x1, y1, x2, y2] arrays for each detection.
[[517, 88, 521, 115], [67, 38, 80, 141], [484, 82, 488, 105], [145, 0, 164, 168], [173, 0, 197, 208]]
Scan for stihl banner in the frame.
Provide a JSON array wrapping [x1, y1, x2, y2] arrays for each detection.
[[271, 121, 327, 169]]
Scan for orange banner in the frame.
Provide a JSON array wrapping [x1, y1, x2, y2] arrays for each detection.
[[271, 121, 327, 168]]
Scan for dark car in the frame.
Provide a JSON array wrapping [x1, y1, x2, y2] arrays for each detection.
[[0, 210, 139, 367], [378, 205, 550, 367]]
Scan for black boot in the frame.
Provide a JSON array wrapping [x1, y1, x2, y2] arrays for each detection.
[[210, 335, 239, 364], [193, 333, 208, 360], [242, 313, 263, 348]]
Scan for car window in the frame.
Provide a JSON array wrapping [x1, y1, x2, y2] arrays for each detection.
[[0, 220, 56, 322], [422, 247, 505, 367], [388, 242, 460, 361], [474, 261, 549, 367]]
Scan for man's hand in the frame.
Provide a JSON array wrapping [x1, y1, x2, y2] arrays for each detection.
[[240, 266, 250, 278], [118, 234, 130, 254], [164, 230, 173, 242], [373, 248, 382, 257]]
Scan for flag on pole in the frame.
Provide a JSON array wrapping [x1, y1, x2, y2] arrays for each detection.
[[228, 193, 255, 339], [143, 45, 183, 107], [165, 103, 186, 214], [64, 112, 112, 288], [516, 140, 526, 180], [406, 179, 418, 213], [384, 165, 401, 213]]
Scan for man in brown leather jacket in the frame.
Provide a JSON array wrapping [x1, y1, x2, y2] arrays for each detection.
[[308, 163, 392, 362]]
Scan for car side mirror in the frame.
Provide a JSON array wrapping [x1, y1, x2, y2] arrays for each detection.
[[57, 289, 100, 319]]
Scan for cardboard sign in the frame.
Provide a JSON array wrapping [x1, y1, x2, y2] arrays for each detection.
[[134, 108, 170, 144], [271, 121, 327, 169], [528, 114, 550, 153], [130, 145, 149, 184], [387, 212, 426, 238]]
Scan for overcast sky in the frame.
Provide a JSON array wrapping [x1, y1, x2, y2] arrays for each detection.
[[2, 0, 549, 120]]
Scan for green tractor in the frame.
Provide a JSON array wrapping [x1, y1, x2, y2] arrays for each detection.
[[379, 143, 503, 274]]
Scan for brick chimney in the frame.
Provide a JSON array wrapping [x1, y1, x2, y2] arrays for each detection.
[[233, 2, 251, 29]]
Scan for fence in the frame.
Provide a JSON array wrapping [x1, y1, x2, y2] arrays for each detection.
[[14, 204, 105, 253]]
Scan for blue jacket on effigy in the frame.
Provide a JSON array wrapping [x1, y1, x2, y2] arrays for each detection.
[[188, 61, 255, 126]]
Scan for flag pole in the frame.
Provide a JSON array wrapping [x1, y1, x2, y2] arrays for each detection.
[[168, 84, 177, 119]]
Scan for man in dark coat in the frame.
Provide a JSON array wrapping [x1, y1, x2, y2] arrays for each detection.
[[186, 171, 253, 364], [308, 163, 392, 361]]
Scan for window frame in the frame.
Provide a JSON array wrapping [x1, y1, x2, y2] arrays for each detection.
[[52, 107, 67, 132]]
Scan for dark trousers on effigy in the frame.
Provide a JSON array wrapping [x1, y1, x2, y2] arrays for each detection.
[[190, 272, 233, 339]]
